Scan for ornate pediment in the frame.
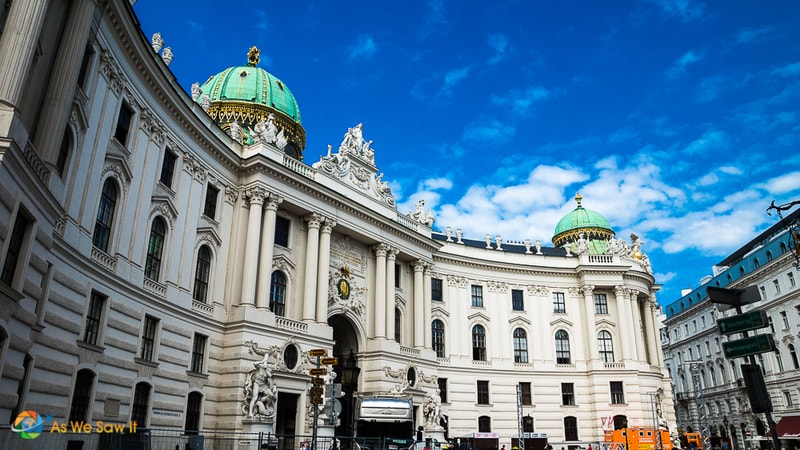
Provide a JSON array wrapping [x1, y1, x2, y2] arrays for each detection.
[[509, 315, 532, 326], [550, 317, 573, 328], [467, 311, 490, 322]]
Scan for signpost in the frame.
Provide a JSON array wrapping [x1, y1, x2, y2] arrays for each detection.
[[722, 334, 776, 359], [716, 310, 768, 334]]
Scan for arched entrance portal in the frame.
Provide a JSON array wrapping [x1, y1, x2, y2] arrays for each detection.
[[329, 314, 361, 442]]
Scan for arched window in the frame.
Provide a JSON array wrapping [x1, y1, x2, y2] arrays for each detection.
[[144, 218, 167, 281], [767, 251, 773, 261], [598, 330, 614, 362], [555, 330, 571, 364], [269, 271, 287, 316], [472, 325, 486, 361], [719, 363, 727, 383], [478, 415, 491, 432], [754, 258, 760, 268], [709, 366, 717, 386], [739, 267, 745, 277], [69, 369, 96, 422], [564, 416, 578, 441], [513, 328, 528, 363], [432, 320, 445, 358], [192, 246, 212, 303], [131, 382, 152, 427], [790, 344, 799, 370], [781, 242, 787, 253], [727, 274, 732, 284], [185, 391, 203, 435], [92, 179, 117, 252]]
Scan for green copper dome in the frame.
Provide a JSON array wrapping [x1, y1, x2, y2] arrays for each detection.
[[552, 193, 615, 253], [197, 47, 305, 157]]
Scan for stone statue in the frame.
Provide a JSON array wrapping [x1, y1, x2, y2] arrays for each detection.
[[362, 139, 375, 163], [243, 357, 278, 419], [253, 114, 278, 144], [191, 82, 201, 101], [423, 389, 446, 428], [200, 94, 211, 112], [161, 47, 173, 65], [151, 32, 164, 52], [410, 199, 434, 226], [535, 239, 543, 255], [229, 122, 243, 144], [275, 129, 288, 149], [575, 232, 589, 255], [339, 123, 364, 154]]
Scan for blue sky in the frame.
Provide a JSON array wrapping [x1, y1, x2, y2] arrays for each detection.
[[133, 0, 800, 304]]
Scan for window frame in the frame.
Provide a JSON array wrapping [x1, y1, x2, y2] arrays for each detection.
[[114, 101, 134, 146], [92, 178, 118, 253], [274, 216, 290, 247], [610, 381, 625, 404], [82, 291, 107, 346], [203, 184, 220, 220], [159, 148, 177, 188], [471, 285, 484, 307], [190, 334, 208, 374], [432, 319, 445, 358], [139, 315, 159, 361], [477, 380, 490, 405], [564, 416, 579, 441], [431, 277, 443, 302], [594, 293, 609, 314], [553, 291, 566, 313], [598, 330, 614, 362], [192, 246, 212, 303], [68, 369, 96, 422], [130, 381, 152, 427], [511, 289, 524, 311], [144, 217, 167, 281], [519, 382, 532, 405], [269, 271, 287, 316], [561, 382, 575, 406], [555, 329, 571, 364], [0, 206, 34, 289], [472, 324, 487, 361], [513, 328, 528, 363]]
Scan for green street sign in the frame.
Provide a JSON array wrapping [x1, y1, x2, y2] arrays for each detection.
[[723, 334, 776, 359], [717, 310, 768, 335]]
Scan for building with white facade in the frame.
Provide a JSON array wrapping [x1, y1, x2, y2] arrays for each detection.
[[0, 0, 674, 448], [661, 209, 800, 449]]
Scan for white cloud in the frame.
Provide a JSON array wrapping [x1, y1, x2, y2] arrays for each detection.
[[491, 86, 552, 114], [735, 26, 774, 44], [682, 129, 728, 155], [667, 50, 702, 78], [642, 0, 706, 22], [773, 61, 800, 77], [461, 119, 515, 145], [759, 171, 800, 195], [348, 34, 377, 61], [437, 66, 471, 97], [487, 33, 510, 65]]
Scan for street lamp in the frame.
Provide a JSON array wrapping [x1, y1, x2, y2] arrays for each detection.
[[339, 351, 360, 450], [622, 418, 630, 450]]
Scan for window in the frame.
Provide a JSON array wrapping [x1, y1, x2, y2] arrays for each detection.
[[432, 319, 445, 357], [431, 278, 443, 301], [610, 381, 625, 404], [394, 307, 401, 343], [394, 264, 400, 288], [767, 250, 774, 261], [159, 149, 177, 188], [185, 392, 203, 434], [598, 330, 614, 362], [203, 184, 219, 219], [555, 330, 571, 364], [478, 415, 491, 432], [774, 280, 782, 295], [92, 179, 117, 252], [564, 416, 578, 441], [785, 391, 793, 407], [131, 382, 152, 427], [139, 315, 159, 361], [790, 344, 799, 370], [519, 382, 532, 405], [477, 380, 489, 404], [144, 217, 167, 281], [274, 216, 290, 247], [68, 369, 95, 422], [512, 289, 524, 311], [701, 316, 706, 328], [269, 271, 287, 316], [56, 129, 71, 177], [114, 101, 134, 145], [513, 328, 528, 363], [193, 246, 212, 303], [190, 334, 207, 373], [472, 325, 486, 361], [790, 272, 796, 288], [754, 258, 761, 269], [782, 311, 789, 329], [77, 44, 94, 89], [438, 378, 448, 403], [594, 293, 608, 314], [471, 285, 483, 307], [1, 208, 32, 287], [561, 383, 575, 405], [82, 292, 107, 346], [553, 292, 566, 313]]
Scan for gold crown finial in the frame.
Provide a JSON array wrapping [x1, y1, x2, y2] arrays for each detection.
[[247, 46, 260, 66], [575, 193, 583, 207]]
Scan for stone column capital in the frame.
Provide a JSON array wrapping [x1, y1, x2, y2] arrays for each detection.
[[373, 243, 389, 257], [265, 195, 283, 210], [321, 218, 337, 234], [246, 187, 268, 206], [305, 212, 323, 228]]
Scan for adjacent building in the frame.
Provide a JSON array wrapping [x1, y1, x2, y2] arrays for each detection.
[[0, 0, 674, 448]]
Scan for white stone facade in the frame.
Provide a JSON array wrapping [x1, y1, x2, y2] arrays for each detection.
[[0, 0, 674, 447]]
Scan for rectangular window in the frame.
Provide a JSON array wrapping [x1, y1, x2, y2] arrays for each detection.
[[274, 216, 290, 247], [511, 289, 524, 311], [1, 209, 32, 287], [519, 382, 532, 405], [203, 185, 219, 220], [774, 279, 782, 295], [553, 292, 566, 313], [477, 380, 490, 405], [114, 101, 134, 146], [438, 378, 448, 403], [394, 264, 400, 288], [77, 44, 94, 89], [139, 315, 159, 361], [561, 383, 575, 405], [594, 293, 608, 314], [610, 381, 625, 404], [786, 391, 793, 407], [789, 272, 796, 288], [82, 292, 107, 346], [471, 285, 483, 307], [760, 286, 767, 299], [782, 311, 789, 329], [159, 149, 177, 188], [431, 278, 443, 301], [190, 334, 207, 373]]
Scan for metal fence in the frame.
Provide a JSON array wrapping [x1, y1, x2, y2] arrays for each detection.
[[0, 427, 342, 450]]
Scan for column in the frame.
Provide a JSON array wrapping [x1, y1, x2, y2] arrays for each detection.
[[385, 249, 397, 340], [239, 188, 266, 306], [0, 0, 50, 107], [302, 213, 322, 321], [255, 195, 282, 309], [372, 244, 388, 338], [413, 260, 425, 348], [316, 219, 336, 322], [615, 286, 635, 361], [643, 297, 662, 366], [32, 0, 98, 164], [582, 285, 599, 362], [631, 291, 645, 362], [423, 264, 433, 348]]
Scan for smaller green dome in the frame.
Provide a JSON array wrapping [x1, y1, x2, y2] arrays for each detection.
[[552, 193, 615, 252]]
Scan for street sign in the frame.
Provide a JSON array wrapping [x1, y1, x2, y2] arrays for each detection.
[[326, 383, 343, 398], [312, 387, 324, 396], [312, 397, 324, 405], [312, 377, 325, 385], [708, 286, 761, 312], [717, 310, 768, 335], [321, 357, 339, 365], [309, 349, 328, 357], [722, 334, 776, 358], [323, 398, 342, 418], [309, 368, 328, 375]]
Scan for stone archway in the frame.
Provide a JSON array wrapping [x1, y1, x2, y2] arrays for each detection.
[[328, 314, 361, 442]]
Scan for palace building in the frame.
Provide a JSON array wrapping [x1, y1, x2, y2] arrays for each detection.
[[0, 0, 674, 448]]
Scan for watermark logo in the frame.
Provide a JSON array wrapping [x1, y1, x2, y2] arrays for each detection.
[[12, 410, 45, 440]]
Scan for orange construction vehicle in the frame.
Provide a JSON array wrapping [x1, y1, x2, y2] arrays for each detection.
[[604, 427, 673, 450]]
